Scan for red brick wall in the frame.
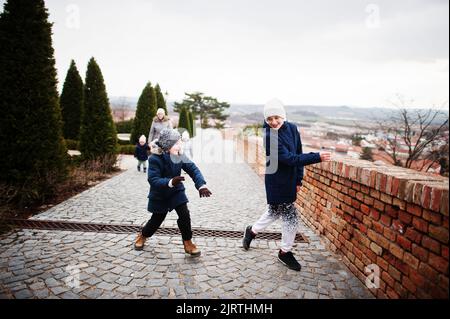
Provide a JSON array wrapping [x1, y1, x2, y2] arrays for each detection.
[[237, 135, 265, 177], [238, 136, 449, 299]]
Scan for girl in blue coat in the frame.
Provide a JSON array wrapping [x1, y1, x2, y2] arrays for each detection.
[[243, 99, 331, 271], [134, 129, 212, 256]]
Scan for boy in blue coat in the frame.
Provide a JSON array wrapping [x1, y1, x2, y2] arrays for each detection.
[[134, 129, 212, 256], [243, 99, 331, 271], [134, 135, 150, 173]]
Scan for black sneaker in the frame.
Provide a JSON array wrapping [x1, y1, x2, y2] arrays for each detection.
[[143, 167, 147, 173], [278, 250, 301, 271], [137, 166, 141, 172], [242, 225, 256, 250]]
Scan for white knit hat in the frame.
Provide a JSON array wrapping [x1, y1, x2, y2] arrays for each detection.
[[264, 98, 286, 120], [139, 135, 146, 143]]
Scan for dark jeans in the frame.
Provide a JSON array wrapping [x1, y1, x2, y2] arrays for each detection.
[[142, 203, 192, 241]]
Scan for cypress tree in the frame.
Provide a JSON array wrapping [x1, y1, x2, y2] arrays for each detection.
[[0, 0, 68, 205], [79, 57, 117, 161], [154, 83, 168, 114], [188, 110, 195, 137], [60, 60, 84, 140], [130, 82, 157, 144], [178, 107, 191, 135]]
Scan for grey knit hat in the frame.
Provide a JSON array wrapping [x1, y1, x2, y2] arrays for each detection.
[[156, 128, 181, 152]]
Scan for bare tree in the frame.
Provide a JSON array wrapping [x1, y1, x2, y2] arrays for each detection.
[[419, 141, 449, 175], [373, 95, 449, 172], [111, 97, 131, 122]]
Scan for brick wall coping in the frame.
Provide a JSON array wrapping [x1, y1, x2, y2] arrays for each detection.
[[313, 158, 448, 216]]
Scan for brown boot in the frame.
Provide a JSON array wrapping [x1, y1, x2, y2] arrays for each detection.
[[183, 240, 201, 257], [134, 233, 147, 251]]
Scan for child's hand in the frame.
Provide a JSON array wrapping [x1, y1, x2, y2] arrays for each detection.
[[296, 185, 301, 193], [320, 152, 332, 162], [199, 188, 212, 198], [172, 176, 185, 186]]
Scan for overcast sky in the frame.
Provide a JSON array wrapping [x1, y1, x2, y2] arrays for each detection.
[[2, 0, 449, 108]]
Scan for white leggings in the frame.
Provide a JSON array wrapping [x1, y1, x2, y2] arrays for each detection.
[[251, 203, 299, 252]]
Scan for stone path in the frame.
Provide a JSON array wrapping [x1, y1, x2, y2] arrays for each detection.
[[0, 135, 374, 299]]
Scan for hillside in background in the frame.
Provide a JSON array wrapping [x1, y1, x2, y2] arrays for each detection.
[[109, 97, 449, 127]]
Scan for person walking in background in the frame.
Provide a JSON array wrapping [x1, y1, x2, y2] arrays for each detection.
[[148, 108, 173, 144], [242, 99, 332, 271], [181, 130, 193, 159], [134, 135, 150, 173]]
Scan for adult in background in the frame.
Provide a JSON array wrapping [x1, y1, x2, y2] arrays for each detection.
[[148, 108, 173, 145]]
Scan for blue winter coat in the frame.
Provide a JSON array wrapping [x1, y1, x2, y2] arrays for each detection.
[[264, 121, 322, 205], [147, 152, 206, 214], [134, 143, 150, 161]]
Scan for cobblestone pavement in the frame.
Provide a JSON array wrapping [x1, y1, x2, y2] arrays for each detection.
[[0, 136, 374, 299]]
